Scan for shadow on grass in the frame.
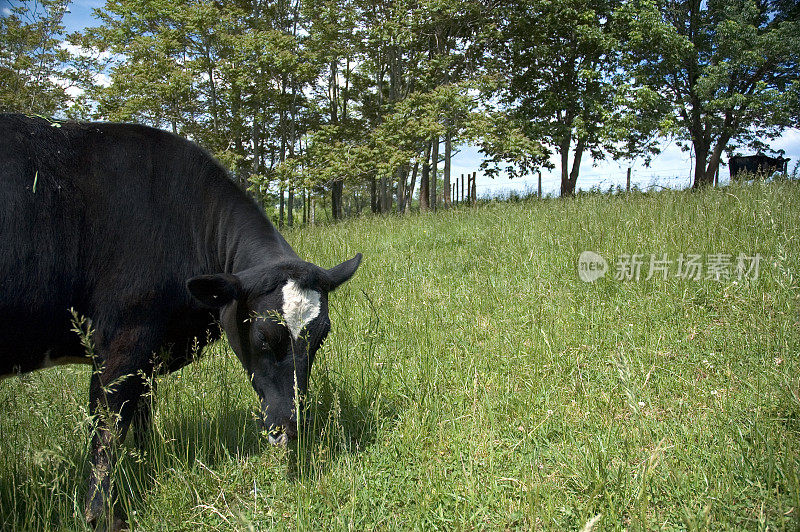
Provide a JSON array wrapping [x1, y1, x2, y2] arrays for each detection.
[[288, 369, 400, 482], [1, 336, 396, 528], [114, 401, 263, 511], [149, 405, 263, 465], [121, 375, 400, 501]]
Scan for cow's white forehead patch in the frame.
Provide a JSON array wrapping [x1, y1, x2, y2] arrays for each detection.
[[281, 280, 321, 340]]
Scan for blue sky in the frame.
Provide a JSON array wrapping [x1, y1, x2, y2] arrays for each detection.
[[60, 0, 799, 196], [451, 129, 800, 198], [62, 0, 104, 29]]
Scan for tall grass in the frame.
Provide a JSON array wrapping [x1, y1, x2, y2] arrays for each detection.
[[1, 181, 799, 530]]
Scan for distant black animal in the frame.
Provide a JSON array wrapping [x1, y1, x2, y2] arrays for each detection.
[[0, 114, 361, 530], [729, 154, 790, 179]]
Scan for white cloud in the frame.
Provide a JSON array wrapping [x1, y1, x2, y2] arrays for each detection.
[[93, 72, 110, 87], [59, 41, 112, 63], [56, 41, 113, 90], [770, 128, 800, 157]]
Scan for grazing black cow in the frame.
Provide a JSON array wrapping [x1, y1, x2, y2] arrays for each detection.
[[729, 153, 790, 179], [0, 114, 361, 529]]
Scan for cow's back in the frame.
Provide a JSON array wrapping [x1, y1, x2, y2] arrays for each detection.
[[0, 115, 216, 373]]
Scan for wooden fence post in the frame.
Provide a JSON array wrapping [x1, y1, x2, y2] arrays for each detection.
[[537, 170, 542, 199], [471, 172, 477, 205], [626, 167, 631, 192]]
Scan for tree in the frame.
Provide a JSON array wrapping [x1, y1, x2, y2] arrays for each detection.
[[0, 0, 73, 114], [472, 109, 551, 180], [303, 0, 362, 219], [619, 0, 800, 187], [410, 0, 485, 209], [83, 0, 217, 137], [489, 0, 621, 196], [84, 0, 313, 198]]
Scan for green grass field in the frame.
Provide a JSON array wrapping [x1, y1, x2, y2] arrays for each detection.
[[2, 181, 799, 530]]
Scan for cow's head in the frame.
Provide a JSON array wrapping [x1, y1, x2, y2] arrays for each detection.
[[186, 254, 362, 445]]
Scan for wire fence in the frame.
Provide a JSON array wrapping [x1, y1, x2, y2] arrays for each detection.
[[468, 168, 717, 199]]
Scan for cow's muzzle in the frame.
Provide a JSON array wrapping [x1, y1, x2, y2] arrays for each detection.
[[264, 421, 298, 447], [268, 432, 289, 446]]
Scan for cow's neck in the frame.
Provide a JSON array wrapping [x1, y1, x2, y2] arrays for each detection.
[[205, 184, 296, 274]]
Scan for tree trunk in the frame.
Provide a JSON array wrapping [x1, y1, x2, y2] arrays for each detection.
[[288, 188, 294, 227], [279, 76, 287, 224], [331, 181, 343, 220], [420, 142, 431, 212], [205, 45, 219, 139], [230, 86, 247, 187], [567, 138, 585, 194], [705, 136, 730, 188], [692, 140, 713, 188], [330, 61, 338, 125], [251, 118, 261, 177], [279, 187, 285, 227], [406, 161, 419, 214], [430, 136, 439, 210], [379, 176, 388, 213], [443, 131, 451, 207], [370, 177, 378, 214], [559, 134, 572, 196], [397, 165, 408, 212], [559, 133, 585, 196]]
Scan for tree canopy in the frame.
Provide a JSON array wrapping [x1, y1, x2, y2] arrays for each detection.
[[1, 0, 75, 115], [487, 0, 621, 196], [1, 0, 797, 213], [619, 0, 800, 187]]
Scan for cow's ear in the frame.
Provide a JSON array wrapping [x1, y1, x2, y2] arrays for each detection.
[[325, 253, 362, 291], [187, 273, 242, 308]]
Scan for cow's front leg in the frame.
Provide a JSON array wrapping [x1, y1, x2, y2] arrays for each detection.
[[85, 326, 156, 531], [131, 378, 157, 450]]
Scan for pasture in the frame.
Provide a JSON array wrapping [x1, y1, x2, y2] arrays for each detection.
[[1, 181, 799, 530]]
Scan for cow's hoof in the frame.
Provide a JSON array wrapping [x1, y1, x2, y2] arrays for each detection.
[[91, 517, 128, 532], [86, 511, 128, 532], [107, 517, 129, 532]]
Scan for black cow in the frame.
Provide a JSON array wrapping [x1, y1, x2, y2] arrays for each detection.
[[0, 114, 361, 529], [729, 153, 790, 179]]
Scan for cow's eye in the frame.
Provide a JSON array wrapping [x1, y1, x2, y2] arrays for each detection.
[[255, 329, 267, 344]]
